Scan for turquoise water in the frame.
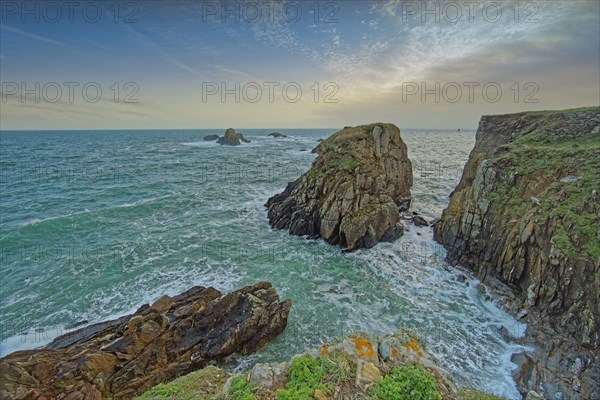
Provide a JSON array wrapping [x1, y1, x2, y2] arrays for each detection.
[[0, 129, 526, 398]]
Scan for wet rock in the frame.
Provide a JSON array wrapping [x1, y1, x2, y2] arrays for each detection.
[[269, 132, 287, 138], [266, 123, 412, 250], [0, 282, 291, 399], [413, 215, 430, 227], [204, 134, 219, 141], [217, 128, 240, 146], [217, 128, 250, 146], [236, 132, 251, 143], [65, 320, 89, 330]]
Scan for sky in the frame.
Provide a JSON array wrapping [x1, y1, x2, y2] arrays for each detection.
[[0, 0, 599, 130]]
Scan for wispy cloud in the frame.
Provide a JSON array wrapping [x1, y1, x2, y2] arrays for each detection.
[[0, 24, 65, 46]]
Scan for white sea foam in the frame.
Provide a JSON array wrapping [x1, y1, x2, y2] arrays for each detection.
[[2, 129, 529, 397]]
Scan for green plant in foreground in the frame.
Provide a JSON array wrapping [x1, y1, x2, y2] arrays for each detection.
[[277, 354, 332, 400], [136, 366, 230, 400], [370, 365, 442, 400], [229, 376, 257, 400], [322, 350, 356, 386], [458, 388, 507, 400], [138, 383, 180, 398]]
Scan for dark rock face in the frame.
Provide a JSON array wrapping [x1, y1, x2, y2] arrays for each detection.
[[266, 123, 412, 250], [269, 132, 287, 138], [0, 282, 291, 399], [203, 134, 219, 141], [217, 128, 250, 145], [434, 107, 600, 399], [237, 133, 251, 143], [412, 214, 430, 227]]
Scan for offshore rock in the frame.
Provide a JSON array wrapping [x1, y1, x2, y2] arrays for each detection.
[[217, 128, 250, 145], [268, 132, 287, 138], [434, 106, 600, 399], [0, 282, 291, 399], [266, 123, 412, 250]]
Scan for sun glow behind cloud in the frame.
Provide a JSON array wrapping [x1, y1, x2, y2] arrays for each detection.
[[0, 0, 598, 129]]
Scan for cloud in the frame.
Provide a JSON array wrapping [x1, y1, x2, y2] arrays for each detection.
[[0, 24, 65, 46]]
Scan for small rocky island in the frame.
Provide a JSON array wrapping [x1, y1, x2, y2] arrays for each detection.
[[0, 283, 291, 399], [204, 128, 250, 145], [266, 123, 413, 250], [269, 132, 287, 138], [435, 106, 600, 399]]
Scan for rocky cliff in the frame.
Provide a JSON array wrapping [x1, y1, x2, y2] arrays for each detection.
[[434, 107, 600, 399], [266, 123, 413, 250], [0, 282, 291, 399]]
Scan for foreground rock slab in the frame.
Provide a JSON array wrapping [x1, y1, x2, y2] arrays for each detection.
[[266, 123, 413, 250], [0, 282, 291, 399]]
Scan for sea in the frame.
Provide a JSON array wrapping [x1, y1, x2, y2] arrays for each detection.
[[0, 129, 528, 399]]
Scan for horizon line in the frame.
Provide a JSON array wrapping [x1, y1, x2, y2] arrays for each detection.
[[0, 127, 476, 132]]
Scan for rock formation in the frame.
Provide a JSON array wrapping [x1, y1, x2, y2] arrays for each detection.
[[269, 132, 287, 138], [237, 132, 251, 143], [434, 107, 600, 399], [204, 134, 219, 141], [217, 128, 250, 145], [266, 123, 412, 250], [0, 282, 291, 399]]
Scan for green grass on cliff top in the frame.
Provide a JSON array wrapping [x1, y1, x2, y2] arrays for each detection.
[[136, 353, 507, 400], [493, 126, 600, 260], [308, 123, 387, 186], [485, 105, 599, 118], [135, 366, 229, 400]]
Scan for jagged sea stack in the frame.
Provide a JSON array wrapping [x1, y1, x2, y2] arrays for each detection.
[[266, 123, 412, 250], [434, 106, 600, 399]]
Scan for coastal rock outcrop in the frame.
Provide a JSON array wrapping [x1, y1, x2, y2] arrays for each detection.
[[203, 134, 219, 141], [266, 123, 413, 250], [217, 128, 250, 145], [0, 282, 291, 399], [138, 332, 466, 400], [269, 132, 287, 138], [434, 107, 600, 399]]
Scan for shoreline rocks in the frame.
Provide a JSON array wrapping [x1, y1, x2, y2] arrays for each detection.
[[0, 282, 291, 399], [434, 106, 600, 399], [266, 123, 413, 250], [203, 134, 219, 141]]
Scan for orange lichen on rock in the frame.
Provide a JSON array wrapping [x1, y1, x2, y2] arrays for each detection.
[[352, 337, 376, 358], [391, 348, 398, 357], [320, 344, 330, 356], [403, 337, 422, 357]]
